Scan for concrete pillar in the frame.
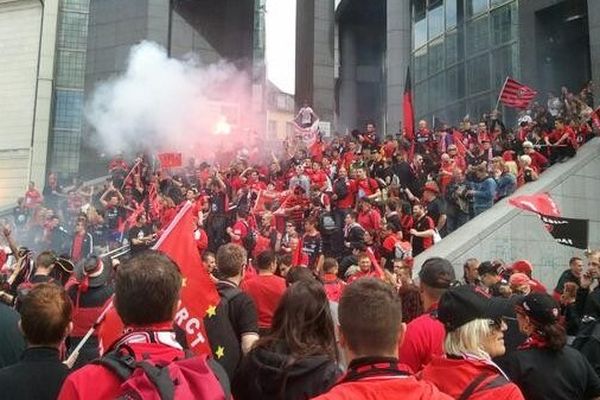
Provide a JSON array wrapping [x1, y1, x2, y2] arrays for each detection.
[[337, 25, 357, 132], [588, 0, 600, 107], [386, 0, 411, 134]]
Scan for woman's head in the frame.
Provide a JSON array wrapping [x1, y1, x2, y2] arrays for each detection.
[[438, 286, 508, 359], [515, 293, 566, 351], [260, 280, 337, 359]]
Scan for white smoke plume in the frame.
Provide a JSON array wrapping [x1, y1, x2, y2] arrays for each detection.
[[86, 41, 254, 160]]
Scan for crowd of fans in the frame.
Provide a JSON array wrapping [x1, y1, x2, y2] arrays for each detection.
[[0, 83, 598, 399]]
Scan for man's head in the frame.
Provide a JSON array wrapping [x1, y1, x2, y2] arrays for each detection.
[[569, 257, 583, 277], [418, 120, 427, 130], [339, 278, 403, 359], [115, 251, 182, 326], [322, 257, 339, 275], [478, 261, 500, 288], [109, 194, 119, 206], [136, 213, 147, 226], [19, 283, 72, 347], [412, 203, 426, 219], [357, 252, 372, 273], [256, 250, 276, 272], [202, 251, 216, 274], [216, 243, 247, 279], [355, 167, 367, 180], [49, 215, 60, 229], [35, 251, 57, 273], [522, 141, 534, 154], [74, 219, 87, 234], [419, 257, 456, 301], [366, 122, 376, 133], [463, 258, 480, 283], [344, 211, 358, 225]]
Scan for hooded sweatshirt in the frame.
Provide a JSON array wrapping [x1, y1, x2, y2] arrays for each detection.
[[232, 342, 340, 400]]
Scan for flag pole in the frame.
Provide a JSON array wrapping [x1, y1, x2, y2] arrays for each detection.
[[495, 77, 509, 111]]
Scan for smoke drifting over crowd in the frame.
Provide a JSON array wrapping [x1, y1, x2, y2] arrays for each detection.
[[86, 41, 253, 160]]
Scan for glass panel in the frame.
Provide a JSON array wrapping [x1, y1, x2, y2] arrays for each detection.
[[55, 50, 86, 87], [467, 94, 492, 120], [466, 15, 489, 54], [415, 81, 428, 118], [445, 30, 458, 65], [414, 47, 428, 82], [445, 101, 465, 125], [466, 53, 490, 94], [446, 0, 458, 29], [429, 73, 445, 111], [428, 5, 444, 39], [491, 43, 518, 89], [57, 11, 89, 49], [466, 0, 488, 17], [61, 0, 90, 12], [429, 38, 444, 75], [54, 90, 84, 130], [491, 0, 511, 7], [413, 0, 426, 20], [414, 17, 428, 50], [490, 3, 516, 46], [446, 64, 459, 102]]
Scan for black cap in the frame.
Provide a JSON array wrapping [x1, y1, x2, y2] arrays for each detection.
[[516, 293, 560, 326], [478, 261, 498, 276], [418, 257, 456, 289], [438, 285, 504, 331]]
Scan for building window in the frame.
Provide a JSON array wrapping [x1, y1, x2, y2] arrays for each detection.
[[466, 0, 488, 18], [57, 11, 88, 49], [466, 15, 489, 54], [445, 30, 458, 66], [414, 47, 428, 82], [61, 0, 90, 12], [429, 38, 444, 75], [466, 53, 490, 95], [54, 90, 84, 130], [491, 0, 511, 7], [492, 43, 518, 88], [491, 3, 516, 46], [467, 93, 492, 120], [55, 50, 86, 88], [446, 0, 458, 29], [428, 73, 445, 111], [414, 17, 428, 50], [446, 63, 465, 101], [428, 5, 444, 40], [415, 81, 428, 118]]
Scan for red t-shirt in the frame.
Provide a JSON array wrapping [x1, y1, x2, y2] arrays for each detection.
[[230, 220, 248, 245], [355, 178, 378, 200], [240, 274, 287, 329], [398, 305, 445, 373], [336, 179, 356, 209]]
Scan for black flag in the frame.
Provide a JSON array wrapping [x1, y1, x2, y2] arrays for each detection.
[[539, 213, 589, 250]]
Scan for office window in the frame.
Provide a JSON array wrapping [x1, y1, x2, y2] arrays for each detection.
[[446, 0, 458, 29], [467, 53, 490, 94], [466, 16, 489, 54], [414, 17, 428, 49], [445, 30, 458, 65], [491, 0, 511, 7], [491, 3, 516, 46], [428, 5, 444, 39], [55, 50, 86, 87], [466, 0, 488, 17], [415, 81, 428, 118], [57, 11, 88, 49], [54, 90, 84, 130], [61, 0, 90, 12], [429, 38, 444, 75], [467, 94, 492, 120], [446, 63, 465, 101], [414, 47, 428, 82], [492, 43, 517, 89], [429, 73, 445, 111]]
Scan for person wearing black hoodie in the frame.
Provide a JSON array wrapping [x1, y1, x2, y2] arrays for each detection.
[[232, 279, 341, 400]]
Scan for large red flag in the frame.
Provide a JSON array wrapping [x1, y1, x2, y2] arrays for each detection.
[[158, 152, 183, 168], [152, 201, 219, 355], [509, 193, 561, 217], [403, 67, 415, 159], [499, 77, 537, 109]]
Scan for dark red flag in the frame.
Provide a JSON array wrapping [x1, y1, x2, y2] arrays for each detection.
[[499, 77, 537, 109], [403, 67, 415, 158], [158, 152, 182, 168], [152, 201, 219, 355], [509, 193, 561, 217]]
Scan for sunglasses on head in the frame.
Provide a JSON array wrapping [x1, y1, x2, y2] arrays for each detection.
[[488, 317, 507, 330]]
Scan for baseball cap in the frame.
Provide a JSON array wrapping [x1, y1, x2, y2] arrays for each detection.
[[437, 285, 505, 332], [418, 257, 456, 289], [478, 261, 498, 276], [522, 141, 534, 149], [509, 272, 534, 288], [515, 293, 560, 326], [511, 259, 533, 275]]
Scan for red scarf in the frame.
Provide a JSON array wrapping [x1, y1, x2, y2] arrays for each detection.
[[518, 331, 549, 350]]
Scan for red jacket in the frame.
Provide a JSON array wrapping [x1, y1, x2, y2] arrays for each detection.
[[421, 356, 524, 399], [399, 305, 445, 373]]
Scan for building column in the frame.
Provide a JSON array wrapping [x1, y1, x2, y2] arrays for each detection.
[[588, 0, 600, 107], [386, 0, 411, 134]]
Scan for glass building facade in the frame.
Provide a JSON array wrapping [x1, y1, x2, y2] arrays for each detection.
[[49, 0, 90, 179], [411, 0, 519, 124]]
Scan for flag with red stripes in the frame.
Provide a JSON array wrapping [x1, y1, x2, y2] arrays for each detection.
[[499, 77, 537, 109]]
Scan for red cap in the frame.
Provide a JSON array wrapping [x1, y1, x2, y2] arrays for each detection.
[[510, 272, 534, 287], [423, 181, 440, 195], [511, 260, 533, 275]]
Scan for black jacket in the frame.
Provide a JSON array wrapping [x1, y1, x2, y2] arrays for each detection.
[[0, 347, 69, 400], [232, 343, 340, 400], [0, 303, 26, 368]]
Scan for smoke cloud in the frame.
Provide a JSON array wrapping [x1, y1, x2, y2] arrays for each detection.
[[86, 41, 255, 161]]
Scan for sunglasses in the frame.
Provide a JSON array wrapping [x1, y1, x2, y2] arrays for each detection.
[[488, 317, 508, 330]]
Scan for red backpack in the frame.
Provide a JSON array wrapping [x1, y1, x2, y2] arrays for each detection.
[[95, 344, 230, 400]]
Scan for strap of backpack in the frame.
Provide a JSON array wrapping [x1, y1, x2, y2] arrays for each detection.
[[458, 372, 492, 400], [136, 361, 175, 400]]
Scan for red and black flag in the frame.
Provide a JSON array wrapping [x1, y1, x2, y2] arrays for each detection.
[[539, 214, 589, 250], [403, 67, 415, 157], [499, 77, 537, 109]]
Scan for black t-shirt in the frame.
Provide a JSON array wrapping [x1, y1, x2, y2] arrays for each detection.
[[104, 206, 125, 230], [205, 281, 258, 379], [412, 215, 434, 256], [426, 197, 446, 226], [302, 233, 322, 269], [502, 346, 600, 400], [127, 225, 152, 254]]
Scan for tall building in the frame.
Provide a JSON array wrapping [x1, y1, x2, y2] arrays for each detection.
[[0, 0, 70, 208], [300, 0, 600, 135]]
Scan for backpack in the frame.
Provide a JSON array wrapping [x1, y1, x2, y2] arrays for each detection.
[[394, 241, 412, 260], [319, 212, 338, 235], [95, 344, 230, 400], [240, 221, 257, 252], [333, 178, 349, 200], [458, 372, 512, 400]]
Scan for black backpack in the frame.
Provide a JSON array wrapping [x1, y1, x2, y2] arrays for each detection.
[[319, 212, 338, 235], [333, 178, 349, 200], [240, 221, 257, 252]]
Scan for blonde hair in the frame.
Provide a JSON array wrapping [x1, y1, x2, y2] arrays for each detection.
[[519, 155, 532, 166], [444, 319, 493, 360]]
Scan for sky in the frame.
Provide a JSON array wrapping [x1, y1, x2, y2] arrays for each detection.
[[265, 0, 297, 94]]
